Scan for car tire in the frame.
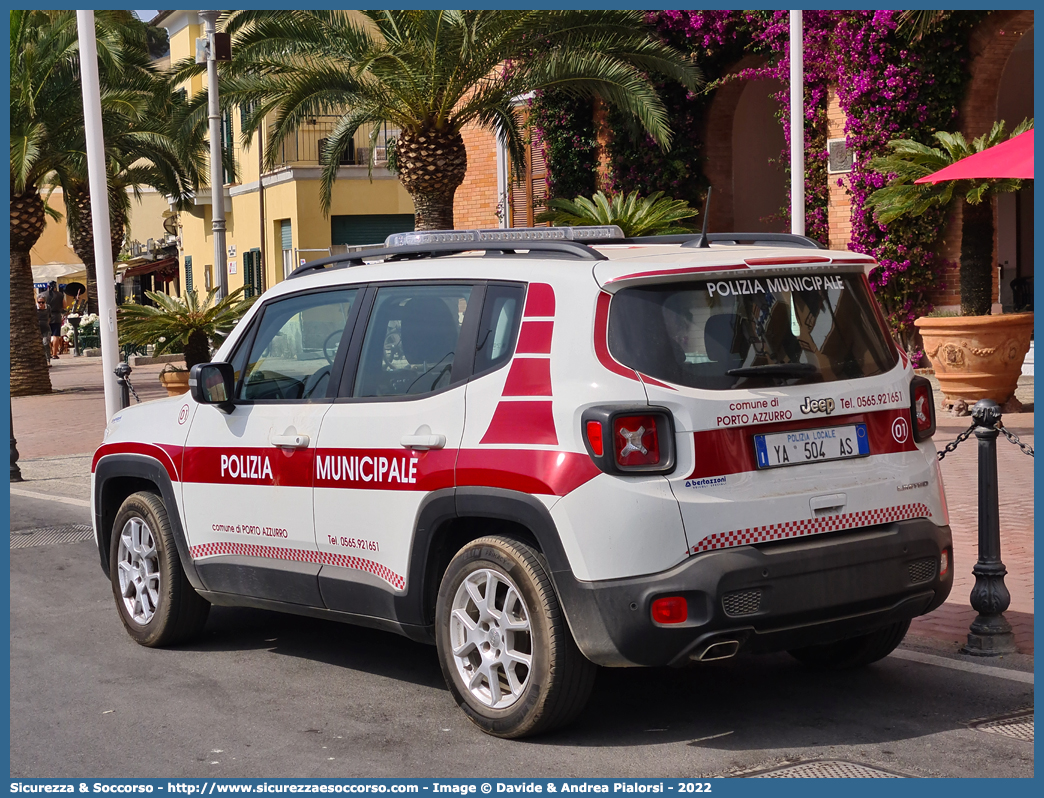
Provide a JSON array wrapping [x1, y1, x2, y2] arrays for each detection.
[[788, 618, 911, 670], [435, 535, 597, 738], [109, 491, 210, 647]]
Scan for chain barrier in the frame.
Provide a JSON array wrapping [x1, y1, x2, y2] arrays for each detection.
[[125, 376, 142, 404], [935, 420, 1034, 460], [936, 423, 976, 461], [997, 423, 1034, 457]]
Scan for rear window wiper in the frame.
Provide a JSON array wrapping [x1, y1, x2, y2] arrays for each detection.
[[726, 363, 820, 377]]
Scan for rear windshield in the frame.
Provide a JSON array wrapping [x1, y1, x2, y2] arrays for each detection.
[[608, 272, 897, 390]]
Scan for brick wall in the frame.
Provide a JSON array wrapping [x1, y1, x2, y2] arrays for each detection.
[[455, 122, 500, 229], [825, 86, 852, 251]]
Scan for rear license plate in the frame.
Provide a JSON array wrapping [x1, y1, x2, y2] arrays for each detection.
[[754, 423, 869, 469]]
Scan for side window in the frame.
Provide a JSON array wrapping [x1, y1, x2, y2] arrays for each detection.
[[354, 285, 472, 397], [239, 289, 358, 401], [473, 284, 525, 374]]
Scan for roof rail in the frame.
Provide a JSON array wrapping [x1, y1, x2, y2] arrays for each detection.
[[286, 237, 608, 279], [613, 232, 822, 249]]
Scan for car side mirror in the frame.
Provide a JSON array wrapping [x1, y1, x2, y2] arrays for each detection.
[[190, 362, 235, 413]]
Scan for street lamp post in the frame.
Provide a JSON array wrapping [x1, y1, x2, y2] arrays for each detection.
[[199, 9, 228, 299]]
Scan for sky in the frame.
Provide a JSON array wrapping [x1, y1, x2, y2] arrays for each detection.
[[134, 10, 159, 23]]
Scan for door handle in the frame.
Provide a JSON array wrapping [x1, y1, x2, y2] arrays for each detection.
[[400, 434, 446, 451], [271, 434, 310, 449], [810, 493, 846, 516]]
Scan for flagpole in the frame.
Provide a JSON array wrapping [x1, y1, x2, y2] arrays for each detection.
[[76, 10, 121, 421], [790, 10, 805, 237]]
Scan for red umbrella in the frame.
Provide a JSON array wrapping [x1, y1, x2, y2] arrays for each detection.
[[915, 129, 1033, 183]]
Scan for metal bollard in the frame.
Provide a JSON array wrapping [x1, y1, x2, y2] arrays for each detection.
[[10, 405, 23, 483], [962, 399, 1017, 655], [115, 362, 132, 410]]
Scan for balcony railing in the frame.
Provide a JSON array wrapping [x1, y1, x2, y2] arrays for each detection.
[[269, 117, 399, 169]]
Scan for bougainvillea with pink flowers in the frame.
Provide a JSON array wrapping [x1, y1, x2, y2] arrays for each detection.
[[531, 10, 983, 359]]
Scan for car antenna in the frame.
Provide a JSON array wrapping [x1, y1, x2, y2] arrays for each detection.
[[696, 186, 712, 248]]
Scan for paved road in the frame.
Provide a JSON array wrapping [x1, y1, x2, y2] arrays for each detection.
[[9, 504, 1033, 780]]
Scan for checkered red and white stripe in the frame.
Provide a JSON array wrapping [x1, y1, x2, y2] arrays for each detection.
[[690, 503, 933, 554], [189, 542, 406, 590]]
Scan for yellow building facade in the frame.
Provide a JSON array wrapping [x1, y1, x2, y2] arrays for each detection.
[[160, 10, 415, 297]]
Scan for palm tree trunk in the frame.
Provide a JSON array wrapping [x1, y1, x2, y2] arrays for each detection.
[[410, 189, 458, 230], [959, 199, 994, 317], [10, 187, 53, 396], [66, 184, 100, 315]]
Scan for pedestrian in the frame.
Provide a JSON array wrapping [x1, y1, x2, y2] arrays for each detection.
[[36, 294, 52, 365], [46, 281, 64, 359]]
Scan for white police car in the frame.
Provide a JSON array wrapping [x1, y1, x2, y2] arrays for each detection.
[[93, 227, 951, 738]]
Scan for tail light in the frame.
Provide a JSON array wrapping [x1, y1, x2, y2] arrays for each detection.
[[581, 406, 676, 475], [910, 375, 936, 441], [940, 548, 950, 577], [651, 596, 687, 624]]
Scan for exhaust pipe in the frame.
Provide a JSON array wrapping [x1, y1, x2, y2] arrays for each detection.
[[694, 639, 740, 661]]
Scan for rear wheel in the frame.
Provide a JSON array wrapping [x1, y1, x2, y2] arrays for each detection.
[[788, 619, 911, 670], [435, 535, 596, 738], [110, 491, 210, 647]]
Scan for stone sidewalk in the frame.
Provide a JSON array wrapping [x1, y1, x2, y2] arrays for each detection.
[[10, 356, 1035, 656]]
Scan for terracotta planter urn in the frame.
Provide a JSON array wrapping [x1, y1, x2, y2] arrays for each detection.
[[914, 312, 1033, 414], [159, 369, 191, 397]]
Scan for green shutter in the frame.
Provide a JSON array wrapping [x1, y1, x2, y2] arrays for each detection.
[[280, 220, 292, 250], [331, 214, 415, 247], [185, 256, 193, 293], [222, 109, 233, 184]]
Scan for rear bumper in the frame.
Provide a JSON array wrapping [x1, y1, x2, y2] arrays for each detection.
[[552, 518, 952, 667]]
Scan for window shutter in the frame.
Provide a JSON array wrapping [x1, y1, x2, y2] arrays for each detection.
[[184, 256, 193, 293], [508, 111, 548, 228]]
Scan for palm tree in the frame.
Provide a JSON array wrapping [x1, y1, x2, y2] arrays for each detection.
[[866, 118, 1032, 316], [536, 190, 697, 237], [175, 10, 701, 230], [10, 10, 81, 395], [52, 13, 203, 315]]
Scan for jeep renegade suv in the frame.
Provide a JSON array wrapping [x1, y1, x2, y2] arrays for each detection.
[[92, 227, 952, 738]]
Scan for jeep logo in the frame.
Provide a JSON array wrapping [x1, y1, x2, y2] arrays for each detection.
[[799, 397, 835, 415]]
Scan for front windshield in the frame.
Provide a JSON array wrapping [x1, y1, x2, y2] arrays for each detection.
[[608, 272, 898, 390]]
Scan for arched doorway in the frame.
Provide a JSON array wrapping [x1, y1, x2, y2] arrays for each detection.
[[731, 78, 788, 232], [702, 56, 788, 234], [996, 26, 1033, 311]]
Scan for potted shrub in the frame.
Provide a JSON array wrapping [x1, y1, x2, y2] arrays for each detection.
[[118, 287, 256, 396], [867, 119, 1033, 413]]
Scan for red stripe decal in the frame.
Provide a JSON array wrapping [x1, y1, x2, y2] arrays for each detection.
[[93, 442, 182, 482], [691, 503, 932, 554], [183, 446, 314, 487], [594, 292, 641, 383], [189, 542, 405, 590], [742, 255, 833, 266], [502, 358, 552, 396], [313, 448, 454, 491], [457, 450, 599, 496], [639, 373, 677, 391], [515, 321, 554, 354], [524, 282, 556, 317], [480, 401, 558, 445], [686, 408, 919, 480], [606, 263, 749, 283]]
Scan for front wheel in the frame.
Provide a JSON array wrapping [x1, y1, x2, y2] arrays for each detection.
[[435, 535, 596, 738], [110, 491, 210, 647], [788, 619, 911, 670]]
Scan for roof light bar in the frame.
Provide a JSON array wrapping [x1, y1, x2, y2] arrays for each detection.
[[385, 225, 624, 248]]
